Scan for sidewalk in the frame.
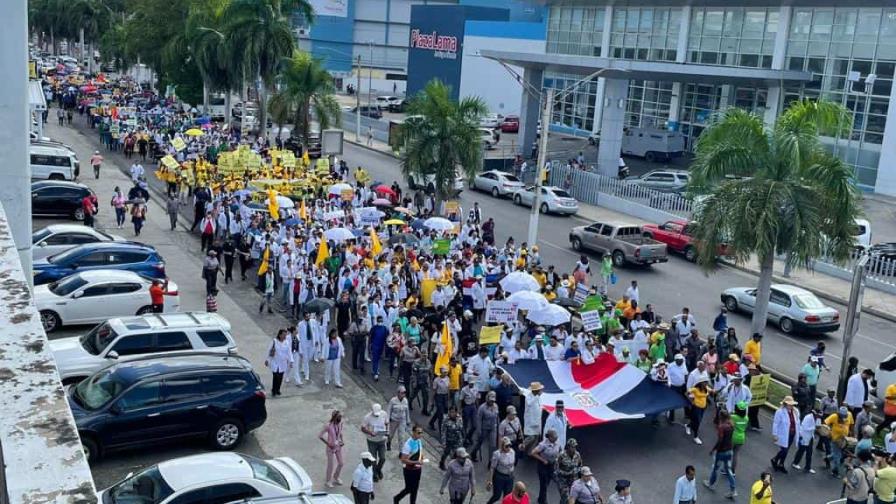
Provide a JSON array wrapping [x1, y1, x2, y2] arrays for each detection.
[[48, 120, 445, 500]]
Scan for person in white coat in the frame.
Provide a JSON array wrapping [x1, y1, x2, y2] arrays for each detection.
[[323, 330, 345, 388], [791, 409, 819, 473], [266, 329, 294, 397], [770, 396, 801, 473], [314, 312, 328, 362], [521, 382, 545, 451], [471, 276, 486, 322], [285, 326, 303, 386], [543, 400, 569, 448], [297, 312, 318, 382], [845, 369, 875, 417]]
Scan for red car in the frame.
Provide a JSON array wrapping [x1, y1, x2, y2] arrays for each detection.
[[500, 115, 520, 133], [641, 220, 730, 262]]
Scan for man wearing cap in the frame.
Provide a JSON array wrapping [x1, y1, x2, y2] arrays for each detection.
[[387, 387, 411, 452], [855, 400, 877, 438], [668, 353, 689, 424], [544, 400, 569, 448], [568, 466, 602, 504], [801, 356, 821, 400], [472, 391, 500, 463], [521, 382, 545, 451], [771, 395, 801, 473], [606, 480, 631, 504], [556, 440, 583, 504], [440, 447, 475, 504], [439, 406, 466, 470], [361, 403, 389, 480], [468, 346, 495, 401], [351, 452, 376, 504], [824, 406, 855, 478], [530, 429, 560, 504], [724, 373, 753, 413]]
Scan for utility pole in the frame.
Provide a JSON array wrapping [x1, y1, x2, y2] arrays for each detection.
[[367, 41, 374, 107], [837, 253, 869, 402], [356, 55, 361, 142], [527, 87, 553, 247]]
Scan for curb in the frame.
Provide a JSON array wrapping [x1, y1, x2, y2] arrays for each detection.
[[720, 260, 896, 324], [345, 137, 400, 159]]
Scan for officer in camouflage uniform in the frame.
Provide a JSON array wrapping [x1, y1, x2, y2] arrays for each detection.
[[440, 406, 465, 470], [555, 438, 583, 504]]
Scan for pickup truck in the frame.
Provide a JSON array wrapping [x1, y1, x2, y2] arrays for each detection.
[[642, 220, 731, 262], [569, 222, 669, 267]]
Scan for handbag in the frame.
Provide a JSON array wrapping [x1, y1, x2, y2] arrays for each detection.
[[610, 272, 618, 285], [264, 340, 276, 368]]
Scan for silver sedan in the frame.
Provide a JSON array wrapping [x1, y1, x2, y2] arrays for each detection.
[[32, 224, 125, 261], [513, 185, 579, 215], [472, 170, 525, 198], [720, 283, 840, 334]]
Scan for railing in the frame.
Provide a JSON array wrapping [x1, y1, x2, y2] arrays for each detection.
[[812, 248, 896, 294]]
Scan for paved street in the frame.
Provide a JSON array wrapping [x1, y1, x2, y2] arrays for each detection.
[[46, 117, 859, 503]]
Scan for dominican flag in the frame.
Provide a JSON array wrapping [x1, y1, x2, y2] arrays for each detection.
[[499, 353, 687, 427]]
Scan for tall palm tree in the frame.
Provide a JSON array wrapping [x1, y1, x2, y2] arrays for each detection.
[[400, 79, 487, 211], [223, 0, 312, 138], [689, 100, 861, 335], [268, 51, 341, 143]]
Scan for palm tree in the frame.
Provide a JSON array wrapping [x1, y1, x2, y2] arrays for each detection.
[[400, 79, 487, 212], [689, 100, 861, 335], [268, 51, 341, 143], [223, 0, 312, 138]]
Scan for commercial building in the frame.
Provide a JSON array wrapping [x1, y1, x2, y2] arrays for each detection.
[[479, 1, 896, 196]]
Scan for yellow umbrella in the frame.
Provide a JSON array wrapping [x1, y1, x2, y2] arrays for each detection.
[[384, 219, 406, 226], [185, 128, 204, 137]]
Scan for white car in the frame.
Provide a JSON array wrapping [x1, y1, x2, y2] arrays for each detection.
[[32, 224, 125, 261], [513, 185, 579, 215], [720, 284, 840, 334], [472, 170, 525, 197], [36, 270, 179, 332], [50, 312, 235, 384], [99, 453, 312, 504], [479, 113, 504, 128], [478, 128, 498, 149], [242, 495, 354, 504]]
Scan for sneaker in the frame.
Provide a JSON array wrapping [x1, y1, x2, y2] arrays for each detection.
[[808, 469, 816, 474], [374, 374, 379, 382], [694, 437, 703, 445], [685, 426, 692, 436], [702, 480, 713, 490], [336, 384, 343, 388], [792, 464, 801, 470], [325, 481, 334, 488], [725, 490, 738, 499], [334, 478, 343, 485]]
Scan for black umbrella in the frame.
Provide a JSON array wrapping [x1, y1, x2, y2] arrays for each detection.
[[552, 297, 582, 309], [304, 298, 335, 314], [389, 233, 420, 246]]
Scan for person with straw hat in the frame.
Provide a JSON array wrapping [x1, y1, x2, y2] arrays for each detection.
[[440, 447, 475, 504], [771, 395, 801, 473], [522, 381, 545, 452]]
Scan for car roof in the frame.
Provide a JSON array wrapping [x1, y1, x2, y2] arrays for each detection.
[[70, 269, 147, 283], [30, 143, 77, 155], [107, 312, 231, 333], [109, 353, 250, 386], [157, 453, 253, 490], [643, 169, 689, 176], [770, 284, 814, 296], [65, 241, 156, 254], [40, 224, 102, 234], [32, 180, 89, 190], [242, 494, 355, 504]]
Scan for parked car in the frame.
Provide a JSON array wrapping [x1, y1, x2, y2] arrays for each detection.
[[32, 224, 125, 261], [69, 353, 266, 462], [31, 180, 93, 220], [513, 185, 579, 215], [624, 169, 690, 191], [351, 105, 382, 119], [375, 96, 402, 110], [569, 221, 669, 266], [853, 218, 873, 249], [50, 312, 235, 384], [720, 284, 840, 334], [641, 220, 730, 262], [500, 115, 520, 133], [239, 495, 355, 504], [35, 270, 180, 332], [32, 242, 166, 285], [31, 142, 81, 180], [479, 114, 504, 129], [99, 453, 312, 504], [478, 128, 498, 149], [388, 99, 407, 113], [472, 170, 525, 197], [407, 172, 465, 196]]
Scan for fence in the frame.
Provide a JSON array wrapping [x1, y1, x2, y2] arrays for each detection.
[[813, 248, 896, 295], [550, 164, 693, 223]]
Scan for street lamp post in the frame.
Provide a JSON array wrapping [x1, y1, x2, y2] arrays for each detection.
[[837, 253, 869, 402], [356, 55, 362, 142]]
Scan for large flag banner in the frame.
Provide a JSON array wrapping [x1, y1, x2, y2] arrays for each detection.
[[499, 354, 687, 427]]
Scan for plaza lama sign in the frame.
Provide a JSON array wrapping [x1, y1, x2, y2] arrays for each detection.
[[409, 29, 458, 60]]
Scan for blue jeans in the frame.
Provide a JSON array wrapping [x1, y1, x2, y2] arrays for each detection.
[[708, 450, 736, 490]]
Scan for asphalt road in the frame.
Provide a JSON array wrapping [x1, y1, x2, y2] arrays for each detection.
[[340, 141, 896, 396]]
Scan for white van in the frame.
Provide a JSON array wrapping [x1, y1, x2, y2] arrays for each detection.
[[854, 218, 872, 250], [30, 144, 79, 181]]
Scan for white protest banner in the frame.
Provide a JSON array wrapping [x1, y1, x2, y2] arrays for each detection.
[[323, 210, 344, 221], [356, 207, 383, 226], [580, 309, 603, 332], [485, 301, 519, 324], [573, 283, 590, 303]]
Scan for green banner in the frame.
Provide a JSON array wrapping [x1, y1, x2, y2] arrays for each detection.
[[433, 238, 451, 255]]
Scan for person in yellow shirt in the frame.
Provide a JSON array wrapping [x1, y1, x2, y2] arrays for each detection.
[[875, 455, 896, 504], [543, 285, 557, 302], [824, 407, 855, 477], [614, 295, 632, 315], [687, 380, 710, 445], [447, 356, 463, 401], [883, 382, 896, 434], [532, 267, 547, 288], [749, 472, 773, 504], [743, 332, 763, 366]]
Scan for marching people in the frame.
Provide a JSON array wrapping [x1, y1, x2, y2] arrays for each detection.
[[351, 452, 376, 504], [361, 403, 388, 481], [555, 439, 583, 504], [319, 410, 345, 488], [394, 425, 425, 504], [486, 436, 517, 504], [265, 329, 293, 397], [530, 428, 561, 504], [771, 396, 801, 473], [568, 466, 602, 504], [440, 447, 476, 504]]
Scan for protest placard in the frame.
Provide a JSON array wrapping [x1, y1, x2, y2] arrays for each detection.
[[171, 137, 186, 152], [485, 301, 519, 324], [573, 283, 590, 303], [580, 310, 603, 332], [479, 326, 503, 345], [160, 155, 179, 169], [749, 373, 770, 406]]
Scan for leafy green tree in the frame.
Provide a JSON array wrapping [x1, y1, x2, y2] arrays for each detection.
[[400, 79, 487, 211], [268, 51, 341, 143], [690, 101, 861, 335]]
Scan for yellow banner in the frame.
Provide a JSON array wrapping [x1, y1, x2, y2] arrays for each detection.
[[171, 137, 186, 152], [420, 278, 436, 307], [160, 155, 179, 169], [479, 326, 503, 345], [749, 373, 770, 407]]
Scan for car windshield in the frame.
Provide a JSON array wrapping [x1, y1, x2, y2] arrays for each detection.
[[104, 466, 173, 504], [793, 294, 825, 310], [502, 174, 521, 182], [241, 454, 290, 490], [48, 275, 88, 296], [32, 228, 52, 244], [551, 189, 572, 198], [73, 368, 126, 410], [46, 247, 81, 264], [80, 322, 118, 355]]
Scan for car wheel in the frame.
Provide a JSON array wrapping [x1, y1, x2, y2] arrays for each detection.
[[136, 305, 154, 315], [571, 237, 582, 251], [645, 151, 657, 163], [540, 203, 549, 214], [211, 418, 244, 450], [40, 310, 61, 332], [73, 208, 85, 221], [491, 187, 499, 198], [723, 296, 739, 312], [779, 317, 794, 334], [80, 435, 100, 463], [612, 250, 625, 267], [684, 246, 698, 262], [514, 195, 522, 205]]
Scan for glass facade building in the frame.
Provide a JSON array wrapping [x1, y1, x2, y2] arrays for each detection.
[[542, 2, 896, 192]]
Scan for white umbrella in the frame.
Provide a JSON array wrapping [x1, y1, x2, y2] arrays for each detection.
[[527, 304, 571, 326], [506, 290, 549, 312], [265, 195, 295, 209], [500, 271, 541, 294], [325, 227, 356, 242], [329, 183, 353, 196], [423, 217, 455, 232]]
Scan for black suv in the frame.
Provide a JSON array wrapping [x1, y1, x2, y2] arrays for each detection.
[[68, 353, 267, 462], [32, 180, 93, 220]]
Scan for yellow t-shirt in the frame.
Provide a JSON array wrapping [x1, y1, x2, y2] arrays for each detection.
[[544, 291, 557, 302], [875, 466, 896, 502], [749, 481, 772, 504], [824, 412, 854, 441], [744, 339, 762, 365], [885, 384, 896, 416], [448, 364, 462, 391], [615, 299, 631, 313], [689, 387, 709, 409], [533, 271, 547, 288]]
